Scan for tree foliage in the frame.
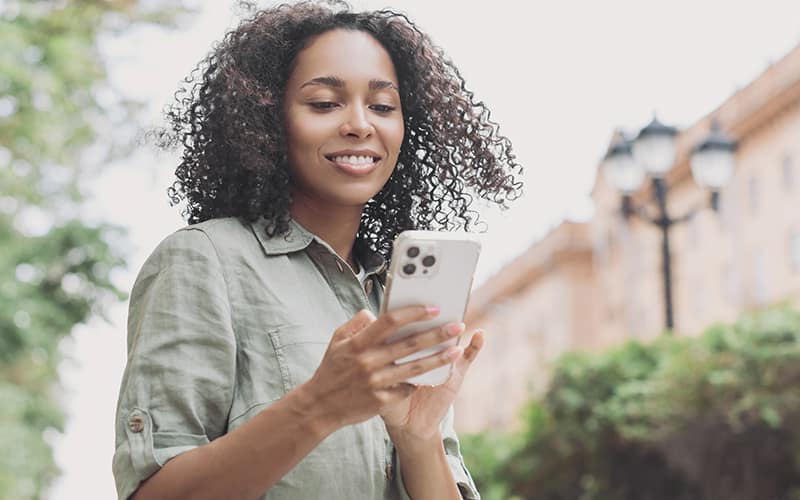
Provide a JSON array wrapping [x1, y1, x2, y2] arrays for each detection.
[[0, 1, 186, 498], [462, 306, 800, 500]]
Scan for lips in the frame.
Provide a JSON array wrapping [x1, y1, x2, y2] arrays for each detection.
[[324, 150, 382, 176]]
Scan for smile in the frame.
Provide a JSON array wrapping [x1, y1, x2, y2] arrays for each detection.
[[324, 153, 381, 176]]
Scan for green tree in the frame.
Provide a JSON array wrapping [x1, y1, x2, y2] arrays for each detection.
[[461, 306, 800, 500], [0, 2, 187, 498]]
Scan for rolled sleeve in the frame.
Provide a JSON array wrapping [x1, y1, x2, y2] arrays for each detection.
[[112, 228, 236, 500], [395, 406, 481, 500]]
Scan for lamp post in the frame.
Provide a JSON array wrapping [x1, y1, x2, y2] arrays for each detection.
[[602, 117, 737, 332]]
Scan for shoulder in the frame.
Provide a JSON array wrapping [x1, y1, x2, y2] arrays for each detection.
[[138, 217, 253, 274], [182, 217, 253, 242], [153, 217, 252, 256]]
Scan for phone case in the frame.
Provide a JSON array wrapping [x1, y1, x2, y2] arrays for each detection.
[[380, 231, 481, 386]]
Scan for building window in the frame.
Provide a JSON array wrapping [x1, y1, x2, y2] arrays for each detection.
[[749, 176, 760, 214], [783, 154, 795, 191], [790, 230, 800, 273]]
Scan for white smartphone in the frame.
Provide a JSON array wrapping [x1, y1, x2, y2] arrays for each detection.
[[380, 230, 481, 386]]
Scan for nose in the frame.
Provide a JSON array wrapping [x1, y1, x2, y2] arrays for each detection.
[[339, 105, 374, 139]]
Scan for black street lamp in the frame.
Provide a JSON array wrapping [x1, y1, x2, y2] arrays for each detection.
[[602, 117, 737, 332]]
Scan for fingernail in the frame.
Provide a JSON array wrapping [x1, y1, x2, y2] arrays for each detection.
[[426, 305, 441, 316], [447, 322, 465, 336]]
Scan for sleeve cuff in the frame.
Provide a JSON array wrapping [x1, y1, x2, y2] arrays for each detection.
[[113, 408, 210, 499], [446, 453, 481, 500]]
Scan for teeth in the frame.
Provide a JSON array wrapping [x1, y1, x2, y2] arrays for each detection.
[[331, 155, 376, 165]]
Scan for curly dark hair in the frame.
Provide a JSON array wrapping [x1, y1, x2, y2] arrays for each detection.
[[161, 0, 523, 260]]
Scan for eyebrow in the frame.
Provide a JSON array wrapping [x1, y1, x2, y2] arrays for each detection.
[[300, 76, 399, 92]]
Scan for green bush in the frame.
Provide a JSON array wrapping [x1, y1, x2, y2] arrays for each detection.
[[461, 306, 800, 500]]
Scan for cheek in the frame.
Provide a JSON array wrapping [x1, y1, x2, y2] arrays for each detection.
[[387, 119, 405, 156], [286, 117, 327, 164]]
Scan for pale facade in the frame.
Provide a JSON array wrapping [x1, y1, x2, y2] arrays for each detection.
[[455, 44, 800, 433]]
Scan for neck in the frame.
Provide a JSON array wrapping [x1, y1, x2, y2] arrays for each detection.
[[290, 191, 363, 270]]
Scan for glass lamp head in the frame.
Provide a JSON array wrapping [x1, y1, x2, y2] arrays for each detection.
[[632, 116, 678, 177], [691, 121, 736, 190], [603, 137, 645, 194]]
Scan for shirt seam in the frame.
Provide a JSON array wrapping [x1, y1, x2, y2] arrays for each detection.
[[183, 226, 238, 423]]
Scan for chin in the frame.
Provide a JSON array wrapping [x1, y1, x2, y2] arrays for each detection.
[[335, 192, 382, 207], [325, 181, 388, 206]]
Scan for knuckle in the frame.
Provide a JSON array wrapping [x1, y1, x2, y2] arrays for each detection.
[[367, 373, 382, 389], [410, 362, 425, 374], [354, 356, 372, 374], [356, 308, 376, 325], [439, 325, 452, 340], [345, 337, 361, 352], [403, 336, 420, 350], [384, 312, 401, 327], [375, 391, 391, 405]]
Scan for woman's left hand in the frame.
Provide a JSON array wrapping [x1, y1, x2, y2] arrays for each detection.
[[379, 327, 485, 444]]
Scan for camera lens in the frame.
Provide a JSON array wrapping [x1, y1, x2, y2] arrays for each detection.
[[402, 263, 416, 275], [407, 246, 420, 258], [422, 255, 436, 267]]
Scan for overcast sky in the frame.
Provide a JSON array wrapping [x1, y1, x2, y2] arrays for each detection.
[[46, 1, 800, 498]]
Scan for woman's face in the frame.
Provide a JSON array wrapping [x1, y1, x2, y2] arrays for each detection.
[[283, 29, 404, 210]]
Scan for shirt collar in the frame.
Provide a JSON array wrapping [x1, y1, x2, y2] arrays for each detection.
[[249, 217, 387, 279], [250, 217, 315, 255]]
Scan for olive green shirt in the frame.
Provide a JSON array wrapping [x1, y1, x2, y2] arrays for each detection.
[[113, 217, 480, 499]]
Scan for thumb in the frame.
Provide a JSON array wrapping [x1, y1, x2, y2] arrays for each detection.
[[454, 330, 484, 372], [334, 309, 376, 340]]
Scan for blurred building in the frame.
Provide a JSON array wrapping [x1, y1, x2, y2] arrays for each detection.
[[455, 44, 800, 433]]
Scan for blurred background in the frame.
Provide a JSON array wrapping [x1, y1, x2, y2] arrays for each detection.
[[2, 1, 800, 499]]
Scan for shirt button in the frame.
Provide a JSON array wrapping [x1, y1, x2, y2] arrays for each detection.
[[364, 279, 373, 294], [128, 415, 145, 433], [385, 462, 394, 480]]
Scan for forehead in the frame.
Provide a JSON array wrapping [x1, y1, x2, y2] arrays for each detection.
[[288, 29, 398, 86]]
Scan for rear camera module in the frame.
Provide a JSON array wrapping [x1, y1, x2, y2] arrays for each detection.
[[402, 263, 417, 275], [407, 246, 420, 258], [422, 255, 436, 267]]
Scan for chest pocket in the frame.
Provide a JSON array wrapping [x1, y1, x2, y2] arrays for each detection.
[[266, 324, 330, 392], [234, 323, 391, 497], [230, 322, 327, 423]]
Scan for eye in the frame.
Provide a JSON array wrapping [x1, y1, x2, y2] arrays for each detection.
[[370, 104, 396, 113], [309, 101, 339, 111]]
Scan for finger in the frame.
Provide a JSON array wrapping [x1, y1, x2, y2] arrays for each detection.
[[367, 321, 464, 366], [333, 309, 376, 341], [445, 331, 485, 390], [462, 330, 484, 363], [455, 330, 484, 371], [370, 344, 462, 388], [355, 304, 440, 348]]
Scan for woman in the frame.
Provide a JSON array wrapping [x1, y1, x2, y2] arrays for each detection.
[[113, 2, 522, 499]]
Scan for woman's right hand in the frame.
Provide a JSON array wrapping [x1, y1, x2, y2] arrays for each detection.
[[299, 305, 463, 429]]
